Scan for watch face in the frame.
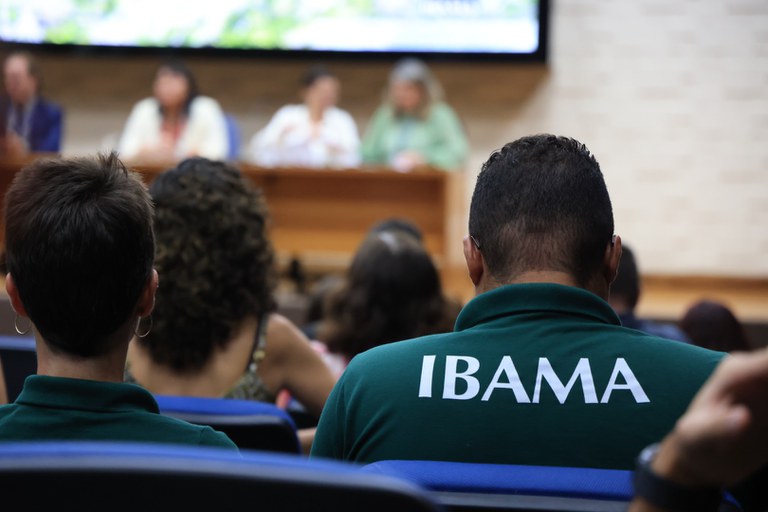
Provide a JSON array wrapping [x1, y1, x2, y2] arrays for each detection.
[[638, 442, 660, 465]]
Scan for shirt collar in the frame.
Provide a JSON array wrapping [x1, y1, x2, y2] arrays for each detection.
[[15, 375, 160, 414], [455, 283, 621, 332]]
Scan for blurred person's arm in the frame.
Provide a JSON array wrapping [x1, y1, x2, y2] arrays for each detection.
[[360, 106, 391, 166], [262, 314, 337, 420], [35, 103, 63, 153], [629, 348, 768, 512], [423, 103, 468, 172]]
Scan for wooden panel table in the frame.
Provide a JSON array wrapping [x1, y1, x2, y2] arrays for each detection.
[[0, 157, 468, 292]]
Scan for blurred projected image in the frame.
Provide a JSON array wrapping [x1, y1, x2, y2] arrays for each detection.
[[0, 0, 541, 54]]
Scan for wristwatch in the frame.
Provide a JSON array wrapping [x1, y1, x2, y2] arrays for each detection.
[[633, 442, 723, 512]]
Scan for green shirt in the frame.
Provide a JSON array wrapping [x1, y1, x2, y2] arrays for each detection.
[[0, 375, 238, 451], [311, 283, 725, 469], [360, 102, 468, 171]]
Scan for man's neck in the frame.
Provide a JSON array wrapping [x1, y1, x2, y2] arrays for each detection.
[[476, 270, 608, 301]]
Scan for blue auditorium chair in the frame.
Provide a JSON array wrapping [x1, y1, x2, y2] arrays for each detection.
[[362, 459, 634, 512], [0, 441, 442, 511], [0, 335, 36, 403], [154, 394, 301, 454], [362, 460, 743, 512], [224, 113, 241, 161]]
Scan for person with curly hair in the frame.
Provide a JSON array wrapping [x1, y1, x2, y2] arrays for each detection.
[[125, 157, 336, 452], [317, 229, 459, 367]]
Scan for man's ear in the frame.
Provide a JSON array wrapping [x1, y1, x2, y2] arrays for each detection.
[[463, 235, 484, 287], [604, 235, 622, 285], [5, 273, 28, 317], [136, 269, 159, 318]]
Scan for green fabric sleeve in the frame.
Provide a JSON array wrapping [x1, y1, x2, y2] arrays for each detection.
[[360, 106, 391, 165], [424, 103, 469, 172]]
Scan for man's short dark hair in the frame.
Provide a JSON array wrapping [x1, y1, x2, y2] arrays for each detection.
[[468, 134, 614, 287], [3, 152, 155, 357]]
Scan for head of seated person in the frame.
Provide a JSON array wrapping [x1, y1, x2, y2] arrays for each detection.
[[301, 65, 340, 118], [317, 230, 457, 364], [153, 60, 199, 120], [387, 57, 443, 119], [680, 299, 753, 353], [4, 152, 156, 365], [133, 157, 275, 378]]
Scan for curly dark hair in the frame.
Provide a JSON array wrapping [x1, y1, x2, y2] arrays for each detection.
[[319, 230, 456, 360], [138, 158, 277, 372]]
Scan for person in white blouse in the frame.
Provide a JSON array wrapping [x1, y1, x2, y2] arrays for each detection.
[[249, 65, 360, 169], [118, 61, 228, 164]]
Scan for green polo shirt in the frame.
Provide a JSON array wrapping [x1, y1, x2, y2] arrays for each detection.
[[311, 283, 725, 469], [0, 375, 237, 451]]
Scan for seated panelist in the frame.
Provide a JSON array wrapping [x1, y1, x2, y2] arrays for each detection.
[[248, 65, 360, 169], [1, 51, 63, 158], [117, 60, 228, 164], [361, 57, 468, 173]]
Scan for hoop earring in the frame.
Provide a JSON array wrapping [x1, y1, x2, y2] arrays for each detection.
[[14, 314, 31, 336], [135, 315, 153, 338]]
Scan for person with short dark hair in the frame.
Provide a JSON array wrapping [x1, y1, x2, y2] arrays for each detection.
[[117, 60, 228, 164], [608, 244, 692, 343], [248, 64, 360, 168], [312, 134, 724, 470], [1, 51, 63, 157], [0, 152, 236, 450]]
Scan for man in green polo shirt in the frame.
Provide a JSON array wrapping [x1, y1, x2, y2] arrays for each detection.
[[311, 134, 724, 469], [0, 153, 236, 451]]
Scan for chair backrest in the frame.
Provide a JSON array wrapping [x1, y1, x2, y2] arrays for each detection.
[[224, 113, 241, 160], [154, 394, 301, 454], [0, 441, 442, 511], [362, 460, 634, 512], [0, 335, 36, 403]]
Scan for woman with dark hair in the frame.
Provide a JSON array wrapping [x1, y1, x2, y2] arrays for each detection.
[[248, 64, 360, 168], [124, 157, 336, 451], [117, 61, 228, 163], [679, 299, 753, 353], [361, 57, 468, 172], [317, 230, 458, 366]]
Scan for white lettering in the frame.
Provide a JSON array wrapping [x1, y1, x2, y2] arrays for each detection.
[[443, 356, 480, 400], [419, 355, 436, 398], [600, 358, 650, 403], [481, 356, 531, 402], [532, 358, 598, 404]]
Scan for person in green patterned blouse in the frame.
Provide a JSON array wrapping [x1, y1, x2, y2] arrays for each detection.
[[361, 57, 468, 173]]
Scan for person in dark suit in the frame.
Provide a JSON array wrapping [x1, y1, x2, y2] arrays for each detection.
[[1, 51, 63, 157]]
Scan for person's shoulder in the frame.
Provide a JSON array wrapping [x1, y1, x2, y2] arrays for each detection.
[[347, 331, 454, 369], [190, 95, 224, 113], [151, 411, 239, 450], [37, 97, 63, 114]]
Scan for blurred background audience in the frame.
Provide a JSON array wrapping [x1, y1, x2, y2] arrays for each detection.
[[680, 299, 753, 353], [609, 244, 692, 343]]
